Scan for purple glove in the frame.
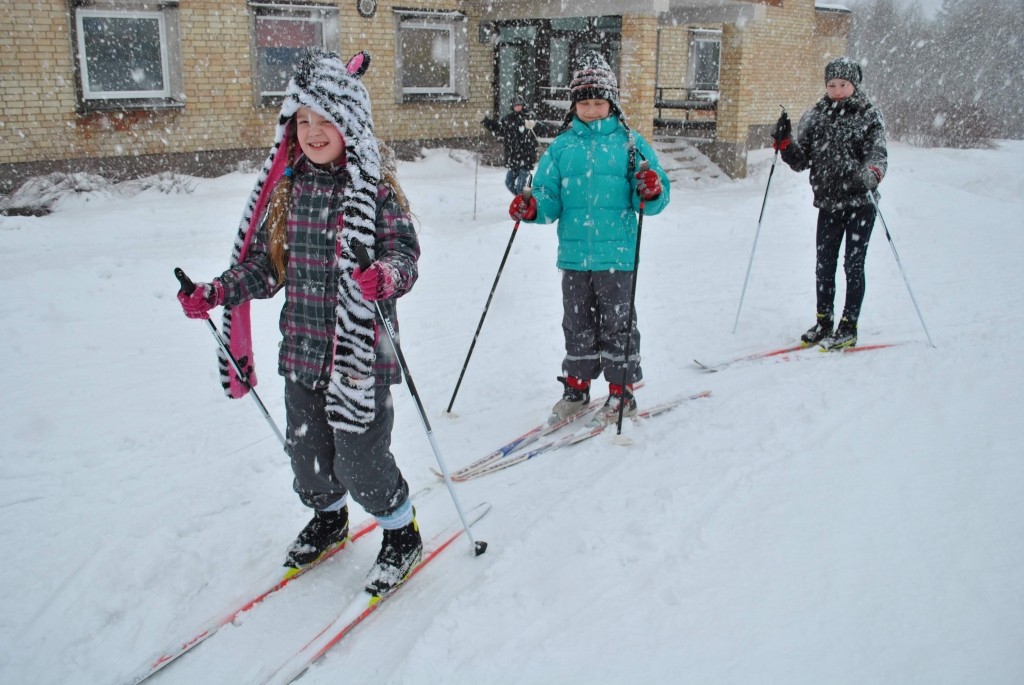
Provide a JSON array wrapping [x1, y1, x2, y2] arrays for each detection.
[[177, 280, 224, 319], [352, 262, 398, 301]]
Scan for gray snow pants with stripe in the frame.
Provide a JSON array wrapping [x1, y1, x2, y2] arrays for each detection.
[[284, 380, 410, 518], [560, 269, 642, 386]]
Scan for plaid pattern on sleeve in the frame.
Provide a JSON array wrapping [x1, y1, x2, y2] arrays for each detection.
[[218, 158, 419, 390]]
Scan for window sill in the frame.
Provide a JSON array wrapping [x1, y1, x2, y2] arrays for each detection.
[[400, 93, 468, 104], [77, 99, 185, 115]]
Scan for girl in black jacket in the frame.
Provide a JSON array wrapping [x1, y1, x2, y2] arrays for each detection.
[[773, 57, 888, 350]]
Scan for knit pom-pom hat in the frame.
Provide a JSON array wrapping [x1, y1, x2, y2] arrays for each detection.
[[825, 56, 862, 87], [220, 49, 384, 433], [560, 51, 638, 172], [570, 50, 620, 106]]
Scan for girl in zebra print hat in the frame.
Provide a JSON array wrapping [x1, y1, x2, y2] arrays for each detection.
[[176, 49, 423, 594]]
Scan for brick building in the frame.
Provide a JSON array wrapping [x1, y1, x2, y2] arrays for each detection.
[[0, 0, 850, 196]]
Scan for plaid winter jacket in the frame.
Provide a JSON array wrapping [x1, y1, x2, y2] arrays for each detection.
[[218, 156, 419, 390], [781, 90, 888, 211]]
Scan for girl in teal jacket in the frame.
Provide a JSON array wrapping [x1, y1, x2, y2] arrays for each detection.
[[509, 51, 670, 423]]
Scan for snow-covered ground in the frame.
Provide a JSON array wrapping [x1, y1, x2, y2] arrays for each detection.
[[2, 140, 1022, 685]]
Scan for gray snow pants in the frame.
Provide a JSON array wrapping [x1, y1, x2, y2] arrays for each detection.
[[284, 380, 410, 518], [560, 269, 642, 386]]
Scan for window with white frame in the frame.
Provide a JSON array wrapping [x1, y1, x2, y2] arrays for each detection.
[[72, 0, 182, 109], [688, 29, 721, 95], [249, 2, 339, 102], [395, 10, 469, 101]]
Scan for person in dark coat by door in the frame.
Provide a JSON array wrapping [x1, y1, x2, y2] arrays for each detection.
[[482, 94, 539, 195]]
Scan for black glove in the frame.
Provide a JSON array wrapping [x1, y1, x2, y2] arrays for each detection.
[[860, 165, 883, 191], [772, 112, 792, 150]]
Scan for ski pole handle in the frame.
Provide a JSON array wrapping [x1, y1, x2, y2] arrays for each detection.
[[349, 241, 373, 272], [521, 172, 533, 201], [175, 267, 196, 295]]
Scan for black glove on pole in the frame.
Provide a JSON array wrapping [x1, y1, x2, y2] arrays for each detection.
[[772, 110, 791, 146], [446, 178, 533, 414], [175, 267, 287, 447], [349, 242, 487, 557], [734, 106, 787, 334]]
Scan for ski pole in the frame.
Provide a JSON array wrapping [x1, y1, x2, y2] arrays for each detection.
[[446, 177, 533, 414], [350, 242, 487, 557], [617, 159, 649, 437], [734, 106, 787, 333], [473, 151, 479, 221], [868, 193, 936, 348], [174, 268, 287, 447]]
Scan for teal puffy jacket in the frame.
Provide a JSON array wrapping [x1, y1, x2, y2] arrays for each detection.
[[527, 115, 670, 271]]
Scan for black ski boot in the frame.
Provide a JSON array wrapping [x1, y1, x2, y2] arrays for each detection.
[[821, 318, 858, 350], [800, 314, 834, 345], [284, 506, 350, 574], [365, 515, 423, 596]]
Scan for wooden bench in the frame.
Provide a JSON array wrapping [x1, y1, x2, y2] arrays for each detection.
[[655, 87, 717, 135]]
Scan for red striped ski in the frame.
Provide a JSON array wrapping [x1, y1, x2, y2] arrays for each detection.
[[262, 502, 491, 685], [694, 342, 898, 372], [121, 517, 380, 685]]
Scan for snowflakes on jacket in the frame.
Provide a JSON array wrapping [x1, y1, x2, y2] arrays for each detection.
[[781, 89, 888, 211], [527, 115, 670, 272], [218, 157, 419, 392]]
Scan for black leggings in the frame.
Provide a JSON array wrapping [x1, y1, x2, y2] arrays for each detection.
[[815, 204, 877, 322]]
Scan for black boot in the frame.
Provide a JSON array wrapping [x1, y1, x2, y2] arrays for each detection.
[[284, 506, 350, 572], [800, 314, 834, 345], [365, 515, 423, 596], [821, 318, 858, 350]]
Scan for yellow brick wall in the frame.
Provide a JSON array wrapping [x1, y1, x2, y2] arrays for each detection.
[[0, 1, 849, 179], [0, 1, 497, 168], [657, 27, 689, 90], [620, 14, 659, 141], [0, 3, 78, 165], [719, 0, 850, 146]]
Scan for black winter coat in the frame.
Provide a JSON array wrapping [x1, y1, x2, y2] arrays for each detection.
[[482, 110, 538, 170], [781, 90, 888, 211]]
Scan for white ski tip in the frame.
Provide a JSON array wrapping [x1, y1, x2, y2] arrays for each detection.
[[612, 434, 635, 447]]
